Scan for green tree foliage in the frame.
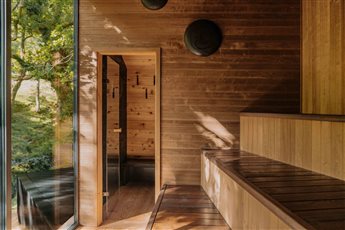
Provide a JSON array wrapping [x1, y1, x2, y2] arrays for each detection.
[[12, 0, 74, 118], [11, 0, 74, 198]]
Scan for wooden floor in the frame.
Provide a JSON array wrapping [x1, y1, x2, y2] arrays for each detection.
[[205, 150, 345, 229], [147, 185, 230, 230], [79, 182, 155, 230]]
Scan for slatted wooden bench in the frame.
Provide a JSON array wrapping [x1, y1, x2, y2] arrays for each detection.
[[146, 185, 230, 230], [202, 149, 345, 229]]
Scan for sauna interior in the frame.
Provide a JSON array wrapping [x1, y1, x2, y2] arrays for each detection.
[[102, 53, 156, 222], [1, 0, 345, 230]]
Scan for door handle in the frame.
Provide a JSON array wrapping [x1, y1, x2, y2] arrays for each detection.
[[103, 192, 110, 197], [113, 128, 122, 133]]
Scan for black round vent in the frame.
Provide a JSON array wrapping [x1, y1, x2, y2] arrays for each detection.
[[184, 19, 222, 56], [141, 0, 168, 10]]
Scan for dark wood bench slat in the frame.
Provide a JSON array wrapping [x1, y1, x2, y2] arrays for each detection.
[[249, 175, 336, 182], [242, 171, 317, 177], [204, 150, 345, 230], [272, 191, 345, 202], [262, 185, 345, 194], [283, 199, 345, 211], [296, 209, 345, 222], [253, 179, 345, 188]]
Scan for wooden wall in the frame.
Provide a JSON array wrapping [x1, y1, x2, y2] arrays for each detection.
[[201, 154, 291, 229], [240, 113, 345, 181], [124, 55, 155, 158], [106, 55, 155, 158], [79, 0, 300, 225], [302, 0, 345, 115]]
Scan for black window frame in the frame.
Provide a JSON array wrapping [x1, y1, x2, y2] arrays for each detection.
[[0, 1, 11, 229]]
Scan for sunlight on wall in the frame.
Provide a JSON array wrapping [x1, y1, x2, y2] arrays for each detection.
[[204, 157, 210, 182], [104, 18, 122, 33], [103, 18, 130, 44], [193, 111, 236, 149]]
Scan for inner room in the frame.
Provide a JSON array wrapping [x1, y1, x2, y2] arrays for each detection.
[[100, 51, 159, 227]]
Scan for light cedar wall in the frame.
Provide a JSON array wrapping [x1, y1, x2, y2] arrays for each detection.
[[106, 55, 156, 158], [240, 114, 345, 181], [79, 0, 300, 225], [302, 0, 345, 115], [124, 55, 155, 158]]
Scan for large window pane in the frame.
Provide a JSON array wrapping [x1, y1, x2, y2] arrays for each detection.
[[1, 1, 11, 229], [10, 0, 76, 229]]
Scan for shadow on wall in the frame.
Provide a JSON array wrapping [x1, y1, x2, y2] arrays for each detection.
[[192, 110, 237, 149], [242, 78, 300, 114]]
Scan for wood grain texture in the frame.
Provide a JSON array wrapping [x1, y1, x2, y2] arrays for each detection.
[[240, 113, 345, 180], [79, 0, 300, 225], [202, 150, 345, 230], [201, 152, 292, 230], [106, 57, 120, 157], [78, 182, 155, 230], [148, 185, 230, 230], [106, 55, 155, 158], [302, 0, 345, 115]]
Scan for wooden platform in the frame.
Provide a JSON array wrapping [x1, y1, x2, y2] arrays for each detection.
[[204, 149, 345, 229], [146, 185, 230, 230]]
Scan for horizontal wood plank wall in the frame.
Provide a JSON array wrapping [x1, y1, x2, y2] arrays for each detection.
[[302, 0, 345, 115], [201, 154, 291, 229], [106, 55, 155, 158], [79, 0, 300, 225], [124, 55, 155, 158], [240, 114, 345, 180]]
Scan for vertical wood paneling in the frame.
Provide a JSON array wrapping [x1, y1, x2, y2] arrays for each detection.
[[320, 121, 332, 176], [302, 0, 345, 115], [301, 120, 312, 169], [330, 122, 343, 179], [79, 1, 300, 225], [241, 114, 345, 180], [311, 121, 321, 172], [274, 118, 281, 161], [294, 119, 304, 166], [256, 116, 264, 155]]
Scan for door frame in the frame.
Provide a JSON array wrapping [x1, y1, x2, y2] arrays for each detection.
[[96, 48, 161, 222]]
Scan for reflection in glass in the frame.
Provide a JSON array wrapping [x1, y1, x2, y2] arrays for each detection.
[[10, 0, 75, 229]]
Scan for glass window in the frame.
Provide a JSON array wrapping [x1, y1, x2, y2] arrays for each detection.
[[10, 0, 78, 229], [1, 1, 11, 229]]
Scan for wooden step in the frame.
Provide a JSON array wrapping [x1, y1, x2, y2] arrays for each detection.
[[146, 185, 230, 230]]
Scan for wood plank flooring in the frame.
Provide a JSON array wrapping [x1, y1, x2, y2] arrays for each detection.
[[205, 149, 345, 229], [79, 182, 154, 230], [147, 185, 230, 230]]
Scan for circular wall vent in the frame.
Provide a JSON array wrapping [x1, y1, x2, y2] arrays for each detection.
[[184, 19, 222, 56], [141, 0, 168, 10]]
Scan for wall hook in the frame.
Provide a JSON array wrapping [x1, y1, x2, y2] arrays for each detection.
[[136, 72, 140, 85]]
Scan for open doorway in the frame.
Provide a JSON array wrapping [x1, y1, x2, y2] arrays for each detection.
[[97, 49, 160, 228]]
